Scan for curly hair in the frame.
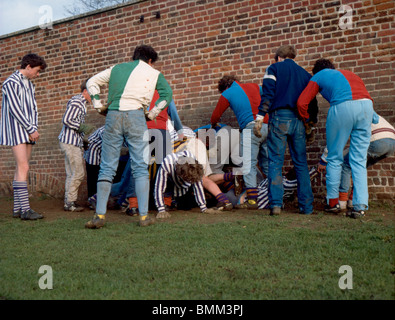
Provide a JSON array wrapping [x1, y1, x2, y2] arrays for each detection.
[[312, 58, 335, 75], [218, 75, 238, 93], [175, 156, 204, 184], [21, 53, 47, 70]]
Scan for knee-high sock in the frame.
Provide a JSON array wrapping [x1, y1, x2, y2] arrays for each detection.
[[13, 181, 30, 213], [135, 177, 149, 216], [96, 180, 112, 215], [12, 180, 21, 213]]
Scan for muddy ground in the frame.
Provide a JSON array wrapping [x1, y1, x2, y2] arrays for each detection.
[[1, 196, 393, 227]]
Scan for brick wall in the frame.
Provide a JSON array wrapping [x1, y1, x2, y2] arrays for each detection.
[[0, 0, 394, 202]]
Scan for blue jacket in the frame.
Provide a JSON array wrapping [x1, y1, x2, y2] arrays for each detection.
[[259, 59, 312, 116]]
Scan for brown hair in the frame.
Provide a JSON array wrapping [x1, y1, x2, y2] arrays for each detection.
[[175, 156, 204, 184], [312, 58, 335, 75], [21, 53, 47, 70], [274, 45, 296, 62], [218, 75, 238, 93]]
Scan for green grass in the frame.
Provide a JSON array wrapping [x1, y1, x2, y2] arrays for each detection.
[[0, 203, 393, 300]]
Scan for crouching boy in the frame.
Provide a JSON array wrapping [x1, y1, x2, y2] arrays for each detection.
[[154, 151, 216, 218]]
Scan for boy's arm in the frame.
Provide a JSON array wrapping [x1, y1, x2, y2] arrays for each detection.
[[62, 102, 83, 131], [192, 181, 207, 212], [211, 95, 230, 125], [297, 81, 320, 122], [3, 82, 37, 134], [167, 100, 184, 133], [258, 65, 277, 117], [148, 74, 173, 120], [86, 67, 113, 113]]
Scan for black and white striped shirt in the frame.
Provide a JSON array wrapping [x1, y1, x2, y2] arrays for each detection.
[[0, 71, 38, 146], [84, 126, 105, 166], [58, 93, 87, 147], [154, 151, 207, 212]]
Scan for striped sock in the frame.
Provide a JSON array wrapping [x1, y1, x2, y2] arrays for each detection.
[[221, 181, 234, 192], [12, 181, 21, 213], [246, 188, 258, 201], [223, 172, 234, 182], [128, 197, 138, 209], [339, 192, 348, 201], [13, 181, 30, 213], [215, 192, 229, 204]]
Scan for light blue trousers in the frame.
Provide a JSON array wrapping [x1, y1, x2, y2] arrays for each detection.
[[340, 138, 395, 193], [240, 122, 269, 187], [96, 110, 150, 216], [326, 100, 373, 211]]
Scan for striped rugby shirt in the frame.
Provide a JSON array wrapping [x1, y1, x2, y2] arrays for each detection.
[[58, 93, 87, 147], [0, 70, 38, 146], [84, 126, 105, 166], [154, 151, 207, 212]]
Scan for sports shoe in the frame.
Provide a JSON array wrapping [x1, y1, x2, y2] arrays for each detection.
[[165, 204, 177, 212], [139, 214, 156, 227], [246, 199, 258, 210], [126, 207, 139, 216], [21, 208, 44, 220], [215, 202, 233, 211], [235, 199, 258, 210], [270, 206, 281, 216], [64, 202, 84, 212], [347, 209, 365, 219], [324, 203, 341, 214], [13, 209, 22, 218], [85, 214, 105, 229]]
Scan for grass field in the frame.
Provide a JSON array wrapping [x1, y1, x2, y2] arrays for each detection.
[[0, 197, 393, 301]]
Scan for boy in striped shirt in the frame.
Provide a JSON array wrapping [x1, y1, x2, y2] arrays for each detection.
[[154, 151, 216, 218], [234, 167, 318, 210], [0, 53, 47, 220], [58, 79, 92, 212], [83, 126, 105, 199]]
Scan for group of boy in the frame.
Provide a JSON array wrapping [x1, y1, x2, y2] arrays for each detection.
[[1, 45, 394, 228]]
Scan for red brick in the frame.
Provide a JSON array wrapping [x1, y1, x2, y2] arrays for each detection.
[[0, 0, 393, 200]]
